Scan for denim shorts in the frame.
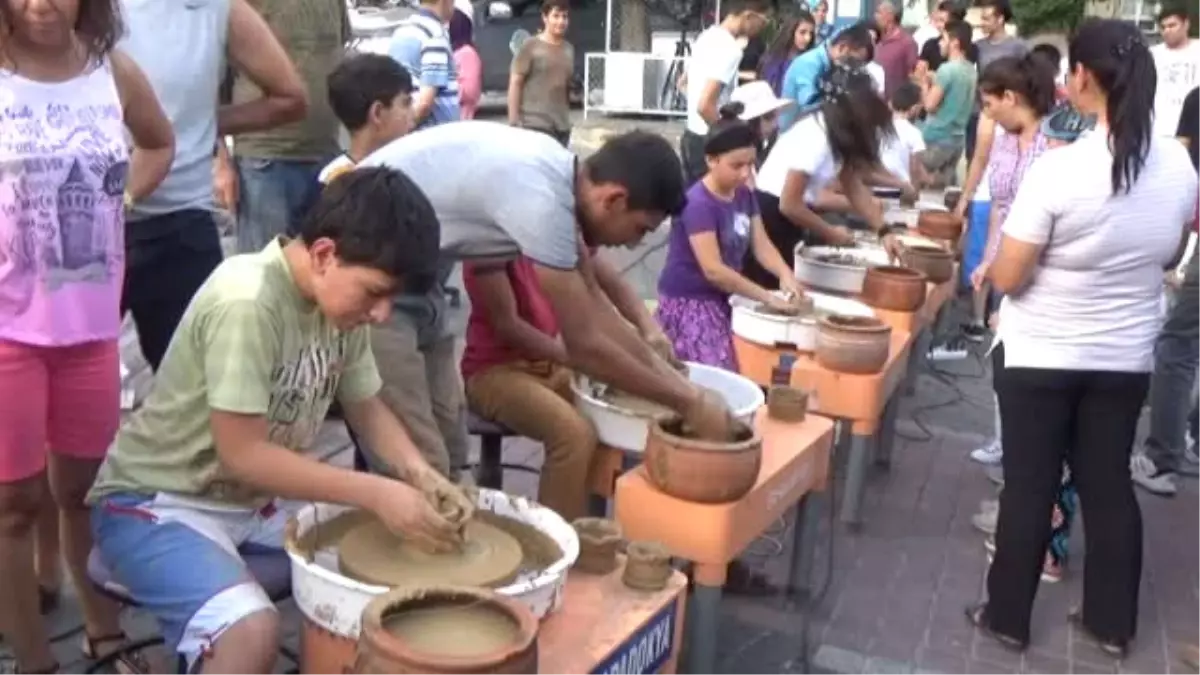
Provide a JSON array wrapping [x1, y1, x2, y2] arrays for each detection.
[[91, 493, 298, 669]]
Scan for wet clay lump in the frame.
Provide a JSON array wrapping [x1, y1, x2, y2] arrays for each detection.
[[339, 518, 524, 588]]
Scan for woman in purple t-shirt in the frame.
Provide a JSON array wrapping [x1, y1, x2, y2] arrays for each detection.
[[655, 107, 803, 371]]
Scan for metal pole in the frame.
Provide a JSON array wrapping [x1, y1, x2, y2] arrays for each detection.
[[605, 0, 613, 52]]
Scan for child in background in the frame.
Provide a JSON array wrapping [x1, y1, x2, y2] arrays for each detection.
[[879, 82, 931, 191], [450, 10, 482, 120], [320, 55, 414, 183]]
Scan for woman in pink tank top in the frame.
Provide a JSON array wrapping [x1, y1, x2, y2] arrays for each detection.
[[449, 9, 482, 119], [0, 0, 173, 671]]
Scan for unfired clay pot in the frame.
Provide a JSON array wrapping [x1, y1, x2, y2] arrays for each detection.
[[355, 586, 538, 674], [644, 419, 762, 504], [622, 541, 673, 592], [916, 211, 964, 241], [572, 517, 623, 575], [815, 315, 892, 375], [861, 265, 928, 312], [900, 245, 954, 284], [767, 385, 809, 423]]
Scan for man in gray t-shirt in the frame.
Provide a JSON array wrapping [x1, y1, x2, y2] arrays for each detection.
[[967, 0, 1026, 159], [360, 121, 735, 438]]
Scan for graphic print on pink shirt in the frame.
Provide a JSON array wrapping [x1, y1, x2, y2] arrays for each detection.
[[0, 64, 129, 346]]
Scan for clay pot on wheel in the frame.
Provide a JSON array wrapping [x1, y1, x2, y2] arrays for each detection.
[[622, 541, 672, 592], [861, 265, 928, 312], [916, 211, 964, 241], [767, 386, 809, 422], [572, 518, 623, 575], [815, 315, 892, 375], [644, 419, 762, 504], [355, 586, 538, 674], [900, 245, 954, 284]]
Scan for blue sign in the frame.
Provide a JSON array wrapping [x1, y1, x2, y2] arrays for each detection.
[[591, 600, 679, 674]]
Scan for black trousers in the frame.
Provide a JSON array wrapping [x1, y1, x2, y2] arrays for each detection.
[[986, 345, 1149, 644], [122, 209, 225, 372], [679, 130, 707, 186]]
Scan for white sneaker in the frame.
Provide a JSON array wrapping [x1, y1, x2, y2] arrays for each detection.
[[973, 505, 998, 535], [1130, 452, 1178, 497], [970, 440, 1003, 465], [927, 340, 969, 361]]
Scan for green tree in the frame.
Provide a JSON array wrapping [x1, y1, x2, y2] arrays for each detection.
[[1010, 0, 1085, 35]]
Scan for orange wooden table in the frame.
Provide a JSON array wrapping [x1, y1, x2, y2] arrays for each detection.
[[539, 558, 688, 674], [732, 330, 912, 527], [614, 410, 835, 673]]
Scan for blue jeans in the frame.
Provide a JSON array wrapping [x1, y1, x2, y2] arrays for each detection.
[[1145, 255, 1200, 472], [234, 157, 330, 254]]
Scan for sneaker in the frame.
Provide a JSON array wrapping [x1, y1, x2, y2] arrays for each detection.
[[972, 503, 998, 535], [962, 322, 988, 343], [1182, 440, 1199, 477], [985, 465, 1005, 487], [928, 339, 970, 361], [970, 440, 1003, 465], [984, 538, 1062, 583], [1130, 452, 1178, 497]]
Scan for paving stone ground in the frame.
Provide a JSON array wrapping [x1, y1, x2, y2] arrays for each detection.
[[3, 116, 1195, 674]]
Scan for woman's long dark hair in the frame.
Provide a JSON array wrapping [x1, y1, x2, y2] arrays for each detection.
[[763, 11, 815, 65], [1069, 18, 1156, 195], [979, 54, 1057, 118], [817, 59, 893, 171]]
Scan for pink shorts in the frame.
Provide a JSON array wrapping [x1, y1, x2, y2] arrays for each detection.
[[0, 339, 120, 482]]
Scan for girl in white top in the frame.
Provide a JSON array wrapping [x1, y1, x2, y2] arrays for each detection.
[[970, 19, 1198, 656], [746, 60, 902, 287]]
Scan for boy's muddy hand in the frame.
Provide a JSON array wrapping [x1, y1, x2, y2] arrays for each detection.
[[413, 467, 476, 529], [368, 480, 462, 553], [682, 387, 736, 442]]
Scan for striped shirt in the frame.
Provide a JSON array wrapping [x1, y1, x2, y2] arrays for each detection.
[[389, 8, 460, 129]]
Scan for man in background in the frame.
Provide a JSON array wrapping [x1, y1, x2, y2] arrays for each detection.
[[508, 0, 575, 146], [1151, 7, 1200, 138], [681, 0, 771, 183], [777, 21, 874, 130], [390, 0, 461, 129], [918, 19, 976, 188], [967, 0, 1025, 159], [218, 0, 348, 255], [873, 1, 917, 98]]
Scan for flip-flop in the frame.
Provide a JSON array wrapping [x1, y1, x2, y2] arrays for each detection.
[[1068, 608, 1128, 659], [963, 603, 1027, 652]]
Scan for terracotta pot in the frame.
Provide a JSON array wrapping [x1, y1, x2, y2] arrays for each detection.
[[622, 541, 672, 592], [916, 210, 964, 241], [644, 419, 762, 504], [767, 385, 809, 422], [355, 586, 538, 674], [900, 244, 954, 284], [571, 518, 623, 575], [815, 315, 892, 375], [861, 265, 928, 312]]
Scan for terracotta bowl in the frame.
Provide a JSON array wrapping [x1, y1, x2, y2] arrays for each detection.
[[644, 419, 762, 504], [622, 541, 673, 592], [815, 314, 892, 375], [861, 265, 928, 312], [571, 518, 623, 575], [900, 244, 954, 284], [916, 210, 964, 241], [355, 585, 539, 674]]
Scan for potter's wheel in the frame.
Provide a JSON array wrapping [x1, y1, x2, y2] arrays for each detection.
[[338, 518, 524, 588]]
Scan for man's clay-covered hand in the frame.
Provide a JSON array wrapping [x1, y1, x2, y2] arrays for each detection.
[[682, 387, 736, 442]]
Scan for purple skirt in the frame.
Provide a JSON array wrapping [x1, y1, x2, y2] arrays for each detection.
[[654, 294, 738, 372]]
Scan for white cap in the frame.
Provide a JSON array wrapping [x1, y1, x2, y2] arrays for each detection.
[[729, 81, 793, 121]]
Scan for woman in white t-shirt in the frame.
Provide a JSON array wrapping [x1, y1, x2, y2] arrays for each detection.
[[968, 20, 1199, 656], [745, 60, 900, 286]]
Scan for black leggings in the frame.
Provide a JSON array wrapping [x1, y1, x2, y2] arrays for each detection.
[[985, 345, 1149, 644]]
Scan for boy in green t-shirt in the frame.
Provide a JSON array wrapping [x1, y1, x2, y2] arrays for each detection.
[[87, 161, 473, 671], [919, 19, 978, 187]]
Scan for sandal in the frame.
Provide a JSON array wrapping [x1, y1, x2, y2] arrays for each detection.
[[1068, 608, 1128, 659], [964, 603, 1028, 652], [81, 633, 152, 675]]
